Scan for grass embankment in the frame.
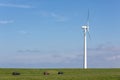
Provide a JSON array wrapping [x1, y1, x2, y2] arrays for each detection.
[[0, 68, 119, 80]]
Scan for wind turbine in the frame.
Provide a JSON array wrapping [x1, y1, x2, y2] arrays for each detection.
[[82, 11, 90, 69]]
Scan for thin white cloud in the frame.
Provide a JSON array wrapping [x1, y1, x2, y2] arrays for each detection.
[[1, 43, 119, 68], [18, 49, 41, 53], [18, 30, 29, 35], [50, 12, 68, 22], [88, 44, 120, 55], [0, 20, 14, 24], [86, 44, 120, 68], [16, 49, 80, 64], [11, 53, 80, 64], [40, 11, 49, 17], [96, 44, 120, 52], [0, 3, 32, 8], [40, 11, 68, 22], [106, 55, 120, 61], [17, 49, 80, 54], [1, 44, 120, 68], [0, 53, 82, 68]]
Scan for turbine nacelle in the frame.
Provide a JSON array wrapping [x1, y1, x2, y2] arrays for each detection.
[[82, 26, 89, 31]]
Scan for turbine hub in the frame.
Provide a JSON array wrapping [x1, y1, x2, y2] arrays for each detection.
[[82, 26, 88, 29]]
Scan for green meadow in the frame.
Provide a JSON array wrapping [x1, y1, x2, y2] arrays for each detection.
[[0, 68, 119, 80]]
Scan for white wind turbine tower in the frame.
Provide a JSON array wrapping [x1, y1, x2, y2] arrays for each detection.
[[82, 11, 90, 69]]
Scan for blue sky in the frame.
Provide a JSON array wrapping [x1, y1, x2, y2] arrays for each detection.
[[0, 0, 120, 68]]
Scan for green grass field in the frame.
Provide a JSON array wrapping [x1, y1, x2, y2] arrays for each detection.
[[0, 68, 120, 80]]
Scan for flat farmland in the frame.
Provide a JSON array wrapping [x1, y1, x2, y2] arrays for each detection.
[[0, 68, 119, 80]]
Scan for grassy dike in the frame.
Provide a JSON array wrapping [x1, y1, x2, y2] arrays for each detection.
[[0, 68, 119, 80]]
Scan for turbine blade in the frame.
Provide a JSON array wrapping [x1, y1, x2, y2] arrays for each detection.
[[86, 9, 89, 27], [87, 29, 91, 40], [86, 9, 91, 40]]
